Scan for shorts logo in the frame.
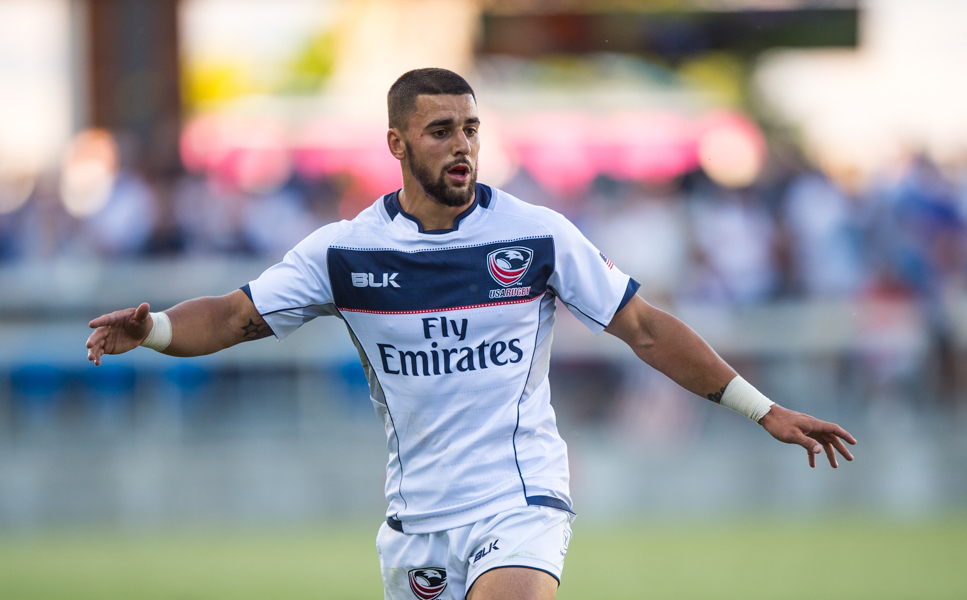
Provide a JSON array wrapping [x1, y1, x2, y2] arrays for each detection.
[[487, 247, 533, 287], [408, 568, 447, 600], [473, 539, 500, 563]]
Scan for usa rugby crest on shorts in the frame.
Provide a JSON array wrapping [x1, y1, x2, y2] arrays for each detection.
[[408, 568, 447, 600], [488, 246, 533, 287]]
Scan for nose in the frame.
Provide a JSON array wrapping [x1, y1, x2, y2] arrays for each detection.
[[452, 130, 471, 156]]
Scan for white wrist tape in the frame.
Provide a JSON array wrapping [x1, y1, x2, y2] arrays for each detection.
[[720, 375, 774, 422], [140, 311, 172, 352]]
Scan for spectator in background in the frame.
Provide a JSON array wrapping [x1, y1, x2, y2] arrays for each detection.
[[681, 180, 778, 305], [241, 182, 320, 257], [781, 169, 869, 298], [79, 169, 157, 259], [9, 173, 76, 262], [173, 173, 252, 255], [888, 155, 965, 406], [880, 154, 964, 299], [585, 180, 689, 300]]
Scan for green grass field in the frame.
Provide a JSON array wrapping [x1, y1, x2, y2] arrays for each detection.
[[2, 517, 966, 599]]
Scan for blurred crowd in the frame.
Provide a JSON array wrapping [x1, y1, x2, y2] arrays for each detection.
[[2, 135, 966, 312], [582, 150, 967, 309], [2, 130, 966, 429]]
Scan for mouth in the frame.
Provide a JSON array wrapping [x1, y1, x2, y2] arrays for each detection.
[[446, 163, 471, 184]]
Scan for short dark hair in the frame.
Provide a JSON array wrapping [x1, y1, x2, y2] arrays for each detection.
[[387, 68, 475, 130]]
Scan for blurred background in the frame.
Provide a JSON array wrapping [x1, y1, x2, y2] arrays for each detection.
[[1, 0, 967, 597]]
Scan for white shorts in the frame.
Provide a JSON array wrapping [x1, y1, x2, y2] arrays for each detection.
[[376, 505, 573, 600]]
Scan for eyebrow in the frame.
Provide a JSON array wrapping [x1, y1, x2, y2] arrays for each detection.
[[425, 117, 480, 129]]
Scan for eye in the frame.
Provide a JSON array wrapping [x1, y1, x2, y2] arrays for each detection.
[[432, 129, 448, 138], [465, 127, 478, 137]]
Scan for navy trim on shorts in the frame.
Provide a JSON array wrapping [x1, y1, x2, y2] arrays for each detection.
[[240, 283, 253, 302], [526, 495, 575, 514], [386, 495, 573, 533]]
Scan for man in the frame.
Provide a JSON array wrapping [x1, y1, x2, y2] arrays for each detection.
[[87, 68, 856, 600]]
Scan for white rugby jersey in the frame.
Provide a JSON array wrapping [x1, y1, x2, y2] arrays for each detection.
[[246, 184, 639, 534]]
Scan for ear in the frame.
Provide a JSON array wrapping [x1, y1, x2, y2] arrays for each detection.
[[387, 128, 407, 161]]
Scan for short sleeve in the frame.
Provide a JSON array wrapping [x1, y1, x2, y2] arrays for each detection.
[[246, 224, 343, 340], [546, 214, 640, 334]]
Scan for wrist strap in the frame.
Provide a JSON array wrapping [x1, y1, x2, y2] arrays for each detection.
[[720, 375, 774, 422], [140, 311, 172, 352]]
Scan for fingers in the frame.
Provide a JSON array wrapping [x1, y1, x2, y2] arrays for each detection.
[[89, 313, 116, 329], [133, 302, 151, 323], [87, 342, 103, 366], [827, 435, 855, 462], [798, 432, 822, 456], [815, 420, 857, 446], [799, 417, 858, 469], [803, 429, 854, 468], [770, 411, 856, 469], [796, 432, 822, 468], [823, 442, 838, 468], [86, 329, 106, 366], [86, 304, 149, 367], [86, 330, 101, 349], [89, 304, 150, 329], [807, 422, 856, 464]]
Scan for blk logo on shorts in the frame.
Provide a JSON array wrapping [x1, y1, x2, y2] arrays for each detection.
[[473, 539, 500, 563], [408, 568, 447, 600], [487, 247, 533, 287]]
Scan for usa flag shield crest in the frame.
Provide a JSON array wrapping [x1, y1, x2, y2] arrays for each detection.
[[487, 246, 533, 287], [408, 568, 447, 600]]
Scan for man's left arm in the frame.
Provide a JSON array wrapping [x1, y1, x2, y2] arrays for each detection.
[[605, 295, 856, 468]]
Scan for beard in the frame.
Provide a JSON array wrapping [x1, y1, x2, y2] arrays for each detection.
[[404, 141, 477, 208]]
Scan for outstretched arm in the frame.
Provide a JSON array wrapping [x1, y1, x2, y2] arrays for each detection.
[[86, 289, 273, 366], [605, 294, 856, 468]]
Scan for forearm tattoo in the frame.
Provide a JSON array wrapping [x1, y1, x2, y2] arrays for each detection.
[[707, 386, 726, 404], [241, 318, 273, 341]]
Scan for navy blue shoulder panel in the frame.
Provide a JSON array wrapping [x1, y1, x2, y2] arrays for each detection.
[[328, 238, 554, 313]]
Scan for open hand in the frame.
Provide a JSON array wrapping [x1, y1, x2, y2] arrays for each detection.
[[758, 404, 857, 468], [86, 303, 153, 366]]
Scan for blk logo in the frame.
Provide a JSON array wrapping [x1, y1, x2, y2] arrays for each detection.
[[487, 247, 533, 287], [408, 568, 447, 600], [473, 539, 500, 563], [352, 272, 400, 288]]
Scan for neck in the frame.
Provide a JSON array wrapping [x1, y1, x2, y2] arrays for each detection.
[[398, 176, 475, 232]]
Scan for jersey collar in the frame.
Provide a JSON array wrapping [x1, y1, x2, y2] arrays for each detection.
[[384, 183, 492, 234]]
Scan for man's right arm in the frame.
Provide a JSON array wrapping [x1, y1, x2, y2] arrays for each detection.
[[86, 289, 272, 366]]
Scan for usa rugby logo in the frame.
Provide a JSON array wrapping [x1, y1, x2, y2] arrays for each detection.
[[487, 246, 533, 287], [408, 568, 447, 600]]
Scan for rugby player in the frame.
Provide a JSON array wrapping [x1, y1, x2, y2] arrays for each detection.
[[86, 68, 856, 600]]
